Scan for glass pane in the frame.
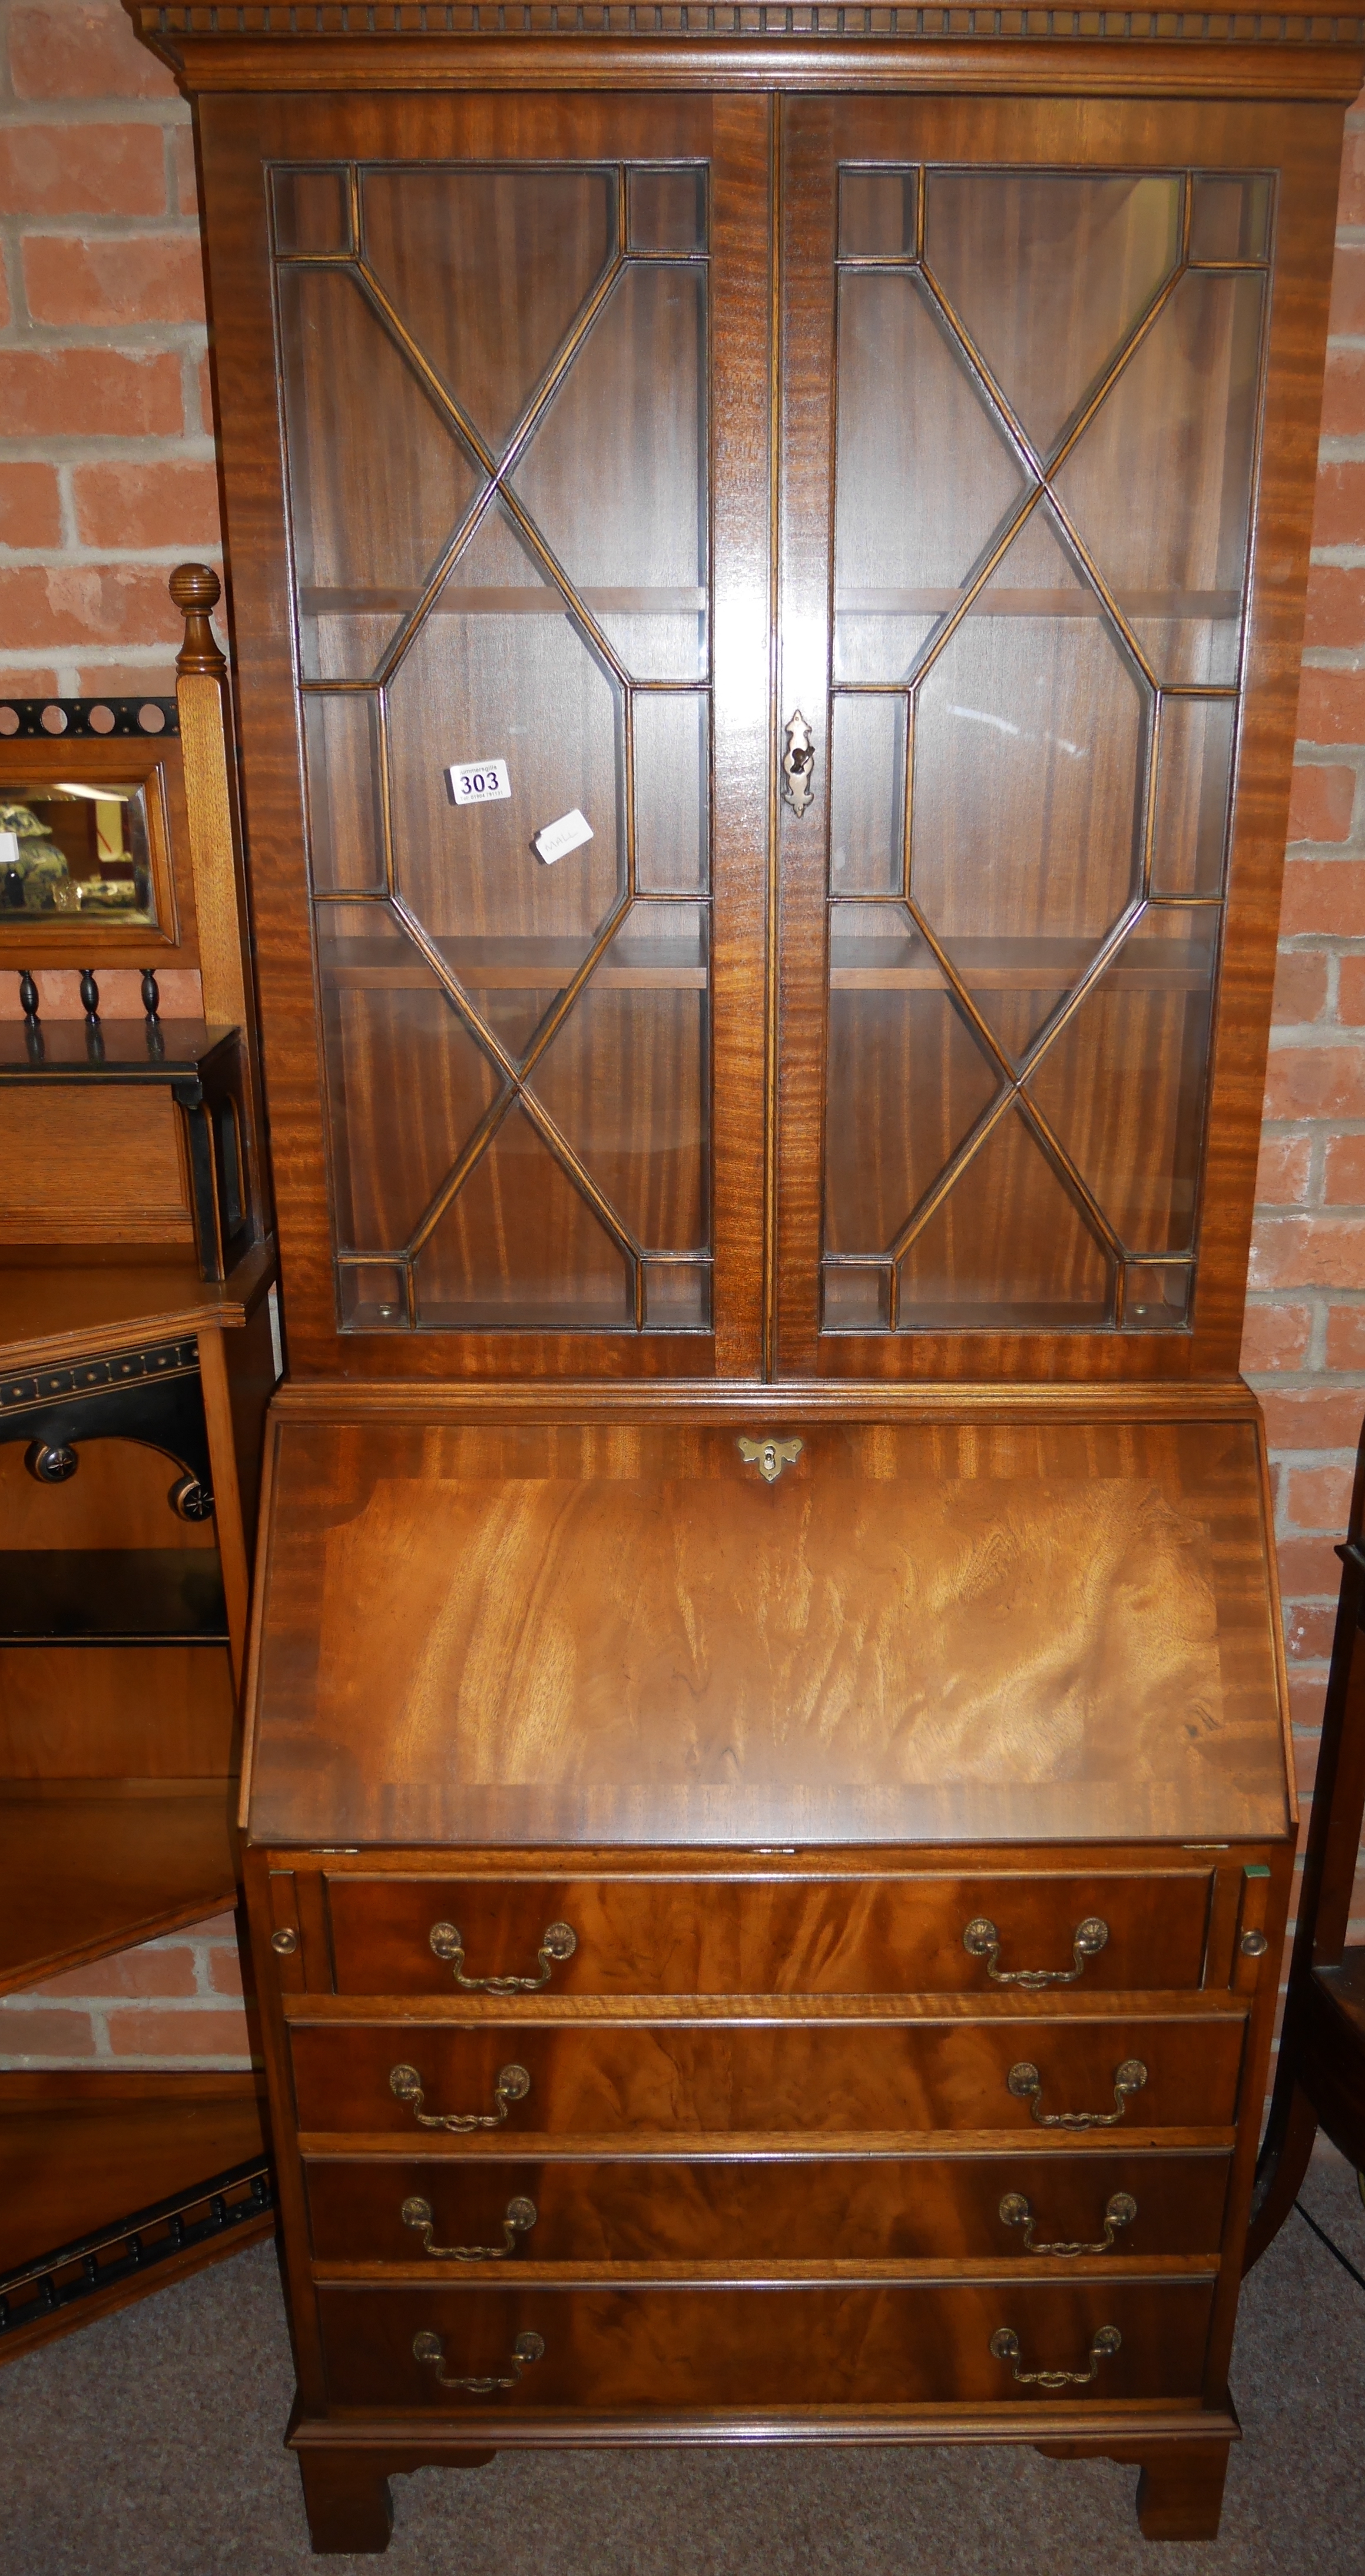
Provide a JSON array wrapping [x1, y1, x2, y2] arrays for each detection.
[[1190, 174, 1271, 265], [360, 167, 615, 456], [911, 504, 1146, 1060], [897, 1103, 1111, 1327], [317, 909, 499, 1252], [825, 906, 1000, 1257], [833, 268, 1026, 683], [1151, 697, 1235, 897], [1125, 1263, 1192, 1329], [923, 172, 1181, 456], [384, 502, 625, 1063], [1023, 908, 1219, 1256], [839, 168, 916, 260], [1053, 269, 1265, 685], [340, 1263, 406, 1329], [277, 267, 479, 681], [635, 693, 708, 894], [273, 167, 351, 257], [0, 781, 157, 925], [822, 1266, 889, 1330], [413, 1102, 632, 1329], [628, 168, 705, 255], [511, 263, 707, 681], [304, 696, 385, 894], [830, 695, 906, 897], [531, 906, 708, 1253], [641, 1260, 710, 1329]]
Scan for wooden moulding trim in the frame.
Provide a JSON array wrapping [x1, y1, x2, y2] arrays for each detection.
[[286, 2402, 1241, 2452], [140, 32, 1365, 94], [267, 1373, 1265, 1423]]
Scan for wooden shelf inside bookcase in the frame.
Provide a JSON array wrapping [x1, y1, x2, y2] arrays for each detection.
[[828, 937, 1213, 992], [0, 1778, 238, 1998], [319, 936, 708, 991], [299, 585, 1236, 621]]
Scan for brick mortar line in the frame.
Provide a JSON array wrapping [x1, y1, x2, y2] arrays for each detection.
[[0, 545, 224, 565]]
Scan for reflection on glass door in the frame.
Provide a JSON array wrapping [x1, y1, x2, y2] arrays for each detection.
[[824, 166, 1268, 1334], [273, 161, 711, 1333]]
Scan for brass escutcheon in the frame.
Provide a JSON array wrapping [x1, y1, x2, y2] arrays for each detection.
[[429, 1919, 577, 1994], [389, 2060, 531, 2133], [412, 2328, 545, 2394], [989, 2323, 1121, 2389], [781, 711, 816, 817], [402, 2193, 538, 2261], [1007, 2057, 1147, 2130], [963, 1915, 1108, 1987], [737, 1435, 803, 1485], [998, 2189, 1137, 2256]]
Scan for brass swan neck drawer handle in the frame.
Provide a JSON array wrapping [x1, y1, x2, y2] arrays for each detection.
[[412, 2328, 545, 2394], [389, 2061, 531, 2132], [990, 2324, 1121, 2389], [429, 1918, 577, 1994], [998, 2189, 1137, 2255], [963, 1914, 1108, 1987], [1008, 2057, 1147, 2129], [402, 2193, 538, 2260]]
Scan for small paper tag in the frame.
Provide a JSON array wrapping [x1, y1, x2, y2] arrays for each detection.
[[448, 758, 511, 806], [0, 831, 18, 870], [534, 808, 594, 866]]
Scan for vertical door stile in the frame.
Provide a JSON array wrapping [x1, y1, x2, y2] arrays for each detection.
[[774, 99, 838, 1379], [710, 96, 777, 1380]]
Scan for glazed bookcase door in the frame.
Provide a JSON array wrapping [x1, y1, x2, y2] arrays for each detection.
[[196, 96, 770, 1379], [777, 97, 1343, 1383]]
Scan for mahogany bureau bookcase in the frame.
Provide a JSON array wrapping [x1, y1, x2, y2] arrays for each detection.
[[134, 1, 1363, 2548]]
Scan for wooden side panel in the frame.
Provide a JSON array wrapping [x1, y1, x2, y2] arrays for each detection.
[[0, 1090, 194, 1243]]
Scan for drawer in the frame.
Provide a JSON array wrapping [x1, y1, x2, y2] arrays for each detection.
[[323, 1869, 1212, 1999], [305, 2149, 1231, 2267], [289, 2008, 1245, 2137], [316, 2279, 1216, 2411]]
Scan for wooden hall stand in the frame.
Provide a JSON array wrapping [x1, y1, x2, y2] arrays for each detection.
[[0, 573, 278, 2359], [132, 6, 1360, 2548]]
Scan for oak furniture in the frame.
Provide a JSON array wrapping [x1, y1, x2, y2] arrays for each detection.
[[1245, 1410, 1365, 2267], [132, 4, 1363, 2547], [0, 577, 278, 2362]]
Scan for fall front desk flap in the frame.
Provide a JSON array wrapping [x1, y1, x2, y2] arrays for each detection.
[[243, 1415, 1290, 1850]]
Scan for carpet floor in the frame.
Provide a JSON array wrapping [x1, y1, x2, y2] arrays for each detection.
[[2, 2145, 1363, 2576]]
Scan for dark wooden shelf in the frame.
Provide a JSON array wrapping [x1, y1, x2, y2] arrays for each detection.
[[319, 935, 708, 992], [829, 935, 1214, 992], [834, 587, 1241, 621], [300, 585, 707, 619], [0, 1550, 228, 1645], [0, 1018, 236, 1081], [0, 1778, 238, 1997]]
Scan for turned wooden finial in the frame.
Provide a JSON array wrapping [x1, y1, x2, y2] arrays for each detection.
[[171, 562, 227, 678]]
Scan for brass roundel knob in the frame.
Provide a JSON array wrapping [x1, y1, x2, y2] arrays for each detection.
[[1074, 1917, 1109, 1957], [270, 1927, 298, 1956], [1093, 2326, 1122, 2359], [542, 1922, 577, 1962], [506, 2196, 538, 2233], [512, 2332, 545, 2364], [989, 2328, 1022, 2361], [998, 2192, 1031, 2229], [430, 1921, 463, 1961], [1108, 2192, 1138, 2230], [1240, 1928, 1269, 1958], [963, 1917, 998, 1957], [390, 2063, 423, 2102], [402, 2196, 433, 2229], [1114, 2059, 1148, 2094], [412, 2331, 443, 2363], [1007, 2061, 1041, 2098], [498, 2063, 532, 2102]]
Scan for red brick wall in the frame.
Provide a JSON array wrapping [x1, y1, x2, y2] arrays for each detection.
[[0, 6, 1363, 2066], [0, 0, 218, 702], [0, 1910, 251, 2066], [1245, 98, 1365, 1960]]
